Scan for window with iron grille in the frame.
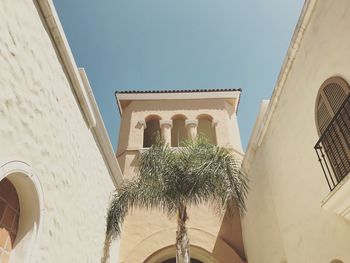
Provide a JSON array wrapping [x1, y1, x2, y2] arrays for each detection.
[[315, 77, 350, 190]]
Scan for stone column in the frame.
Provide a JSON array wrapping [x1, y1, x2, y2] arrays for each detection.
[[138, 120, 147, 147], [212, 120, 219, 144], [160, 120, 173, 145], [212, 120, 219, 129], [185, 119, 198, 140]]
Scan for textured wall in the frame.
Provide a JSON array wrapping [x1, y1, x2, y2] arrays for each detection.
[[243, 1, 350, 262], [0, 0, 117, 262]]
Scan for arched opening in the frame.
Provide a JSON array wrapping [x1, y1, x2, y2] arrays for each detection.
[[0, 178, 20, 263], [162, 258, 203, 263], [315, 77, 350, 134], [144, 115, 161, 148], [197, 115, 216, 145], [144, 245, 216, 263], [0, 161, 43, 263], [314, 77, 350, 190], [171, 115, 187, 147]]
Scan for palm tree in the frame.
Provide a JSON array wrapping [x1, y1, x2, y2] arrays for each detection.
[[101, 136, 248, 263]]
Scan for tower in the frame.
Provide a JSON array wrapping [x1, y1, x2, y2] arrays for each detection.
[[115, 89, 246, 263]]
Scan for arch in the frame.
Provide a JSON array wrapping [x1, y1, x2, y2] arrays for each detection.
[[162, 258, 203, 263], [315, 76, 350, 135], [196, 114, 214, 121], [197, 115, 217, 145], [145, 245, 215, 263], [0, 178, 20, 263], [144, 115, 162, 148], [171, 115, 187, 147], [0, 160, 44, 263], [145, 115, 162, 122], [122, 227, 243, 263]]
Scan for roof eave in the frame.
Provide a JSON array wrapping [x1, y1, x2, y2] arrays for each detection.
[[115, 89, 242, 116]]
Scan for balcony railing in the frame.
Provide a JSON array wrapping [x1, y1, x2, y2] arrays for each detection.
[[315, 94, 350, 191]]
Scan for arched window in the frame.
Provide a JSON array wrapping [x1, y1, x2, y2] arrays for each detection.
[[314, 77, 350, 190], [171, 115, 187, 147], [316, 77, 350, 134], [0, 161, 43, 263], [143, 116, 161, 148], [197, 115, 217, 145], [0, 178, 20, 263]]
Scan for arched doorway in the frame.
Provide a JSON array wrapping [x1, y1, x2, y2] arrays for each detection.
[[0, 178, 20, 263], [162, 258, 203, 263], [144, 245, 216, 263]]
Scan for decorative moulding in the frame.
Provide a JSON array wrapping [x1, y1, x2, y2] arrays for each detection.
[[138, 120, 147, 129], [160, 120, 173, 128], [185, 119, 198, 127]]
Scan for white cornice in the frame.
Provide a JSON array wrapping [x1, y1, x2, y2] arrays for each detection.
[[37, 0, 96, 129], [242, 0, 318, 175], [254, 0, 317, 147], [79, 69, 123, 186], [36, 0, 122, 186], [116, 91, 241, 116]]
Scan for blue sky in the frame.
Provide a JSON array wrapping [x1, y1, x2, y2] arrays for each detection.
[[54, 0, 304, 150]]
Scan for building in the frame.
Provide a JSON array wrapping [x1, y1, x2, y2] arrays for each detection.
[[241, 0, 350, 262], [0, 0, 121, 262], [115, 89, 246, 263], [2, 0, 350, 262]]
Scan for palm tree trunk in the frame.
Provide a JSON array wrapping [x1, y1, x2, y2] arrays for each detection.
[[176, 204, 190, 263]]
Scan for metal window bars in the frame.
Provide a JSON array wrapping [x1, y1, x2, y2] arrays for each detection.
[[315, 93, 350, 191]]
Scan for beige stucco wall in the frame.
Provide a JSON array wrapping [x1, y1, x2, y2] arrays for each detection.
[[117, 98, 243, 171], [116, 97, 245, 262], [0, 0, 118, 262], [242, 1, 350, 262]]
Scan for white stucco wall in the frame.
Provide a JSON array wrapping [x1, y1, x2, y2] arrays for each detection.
[[242, 1, 350, 262], [0, 0, 118, 262]]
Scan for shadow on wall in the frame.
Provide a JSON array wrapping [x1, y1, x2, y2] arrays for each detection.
[[213, 209, 246, 263], [144, 115, 161, 148], [197, 114, 217, 145]]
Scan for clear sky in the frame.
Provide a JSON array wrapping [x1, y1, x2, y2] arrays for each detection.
[[53, 0, 304, 150]]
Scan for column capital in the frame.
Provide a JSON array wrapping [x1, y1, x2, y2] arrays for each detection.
[[212, 120, 219, 127], [137, 120, 147, 129], [185, 119, 198, 127], [160, 120, 173, 128]]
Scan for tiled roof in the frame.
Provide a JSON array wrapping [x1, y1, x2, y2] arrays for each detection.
[[115, 88, 242, 94]]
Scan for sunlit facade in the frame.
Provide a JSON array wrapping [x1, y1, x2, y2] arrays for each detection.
[[115, 89, 246, 263], [0, 0, 121, 262], [1, 0, 350, 262], [242, 1, 350, 262]]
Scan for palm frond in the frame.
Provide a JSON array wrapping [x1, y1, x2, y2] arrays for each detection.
[[177, 136, 248, 217], [102, 135, 248, 262]]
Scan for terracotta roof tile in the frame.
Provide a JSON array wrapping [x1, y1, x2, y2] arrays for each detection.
[[115, 88, 242, 94]]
